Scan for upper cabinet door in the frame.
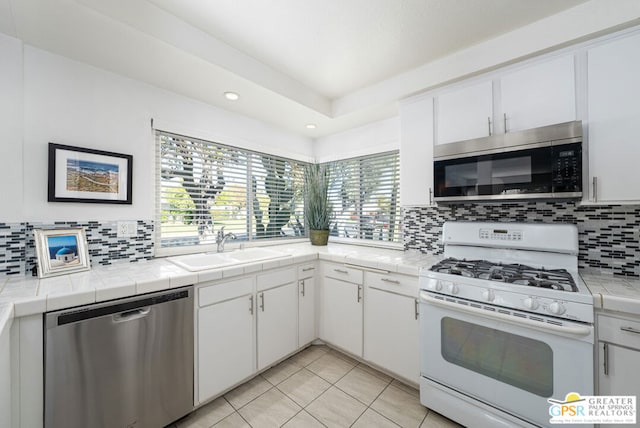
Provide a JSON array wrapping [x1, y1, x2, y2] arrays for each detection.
[[400, 96, 434, 206], [588, 32, 640, 202], [500, 55, 576, 133], [436, 80, 493, 145]]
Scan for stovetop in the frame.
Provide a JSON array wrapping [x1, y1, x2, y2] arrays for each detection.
[[430, 257, 578, 293]]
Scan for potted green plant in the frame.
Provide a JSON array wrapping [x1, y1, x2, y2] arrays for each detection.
[[304, 163, 331, 245]]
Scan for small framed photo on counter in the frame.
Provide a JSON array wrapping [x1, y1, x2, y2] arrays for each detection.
[[48, 143, 133, 204], [34, 228, 91, 278]]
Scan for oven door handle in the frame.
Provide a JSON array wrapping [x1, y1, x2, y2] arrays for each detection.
[[419, 291, 592, 338]]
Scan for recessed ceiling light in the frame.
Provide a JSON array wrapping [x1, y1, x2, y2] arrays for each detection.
[[305, 123, 317, 129], [224, 91, 239, 101]]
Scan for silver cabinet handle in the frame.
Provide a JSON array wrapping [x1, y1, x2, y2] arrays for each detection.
[[334, 268, 348, 274], [621, 326, 640, 335], [592, 176, 598, 202], [428, 187, 433, 205], [603, 342, 609, 376], [249, 295, 254, 315], [487, 117, 492, 136], [300, 280, 306, 297], [357, 285, 363, 303], [259, 292, 265, 312], [381, 278, 400, 285], [414, 299, 419, 320], [503, 113, 508, 133], [302, 267, 315, 272]]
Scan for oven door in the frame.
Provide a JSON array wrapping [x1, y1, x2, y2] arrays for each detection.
[[419, 291, 593, 428]]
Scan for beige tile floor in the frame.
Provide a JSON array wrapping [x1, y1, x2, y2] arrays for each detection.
[[173, 345, 462, 428]]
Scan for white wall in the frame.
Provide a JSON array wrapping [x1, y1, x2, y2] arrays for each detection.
[[2, 44, 313, 222], [313, 117, 399, 163], [0, 33, 24, 223]]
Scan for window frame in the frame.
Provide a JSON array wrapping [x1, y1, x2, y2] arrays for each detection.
[[154, 131, 402, 256], [155, 130, 309, 257], [323, 150, 402, 249]]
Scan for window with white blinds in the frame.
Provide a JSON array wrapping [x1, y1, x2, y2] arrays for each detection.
[[156, 131, 307, 250], [325, 151, 401, 243]]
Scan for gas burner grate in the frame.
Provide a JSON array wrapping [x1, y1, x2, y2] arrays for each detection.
[[430, 257, 577, 292]]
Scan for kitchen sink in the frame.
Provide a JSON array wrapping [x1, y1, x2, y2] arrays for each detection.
[[167, 247, 288, 271]]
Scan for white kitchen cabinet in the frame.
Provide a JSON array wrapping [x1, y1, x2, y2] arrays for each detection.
[[197, 278, 255, 404], [436, 80, 493, 145], [597, 314, 640, 421], [436, 55, 576, 146], [400, 95, 435, 206], [298, 263, 317, 347], [364, 272, 419, 383], [256, 268, 298, 370], [321, 263, 363, 357], [587, 32, 640, 202], [500, 55, 575, 133]]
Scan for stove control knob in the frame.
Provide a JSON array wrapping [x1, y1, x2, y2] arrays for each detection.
[[433, 280, 443, 291], [482, 289, 495, 302], [523, 297, 539, 310], [448, 282, 459, 295], [548, 301, 566, 316]]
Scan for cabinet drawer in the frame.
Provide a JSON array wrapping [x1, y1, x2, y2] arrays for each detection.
[[323, 262, 363, 284], [199, 277, 254, 307], [598, 314, 640, 349], [366, 272, 418, 298], [298, 263, 316, 279], [257, 267, 296, 291]]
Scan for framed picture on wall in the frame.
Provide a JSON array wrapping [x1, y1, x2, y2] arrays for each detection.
[[34, 228, 91, 278], [48, 143, 133, 204]]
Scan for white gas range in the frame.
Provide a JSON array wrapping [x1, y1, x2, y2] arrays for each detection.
[[418, 221, 594, 428]]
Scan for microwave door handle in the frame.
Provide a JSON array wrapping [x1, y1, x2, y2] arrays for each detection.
[[419, 291, 592, 338]]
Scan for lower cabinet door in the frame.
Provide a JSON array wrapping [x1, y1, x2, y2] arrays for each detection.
[[599, 341, 640, 391], [298, 277, 316, 346], [257, 282, 299, 370], [598, 342, 640, 428], [198, 295, 255, 404], [322, 277, 363, 357], [364, 287, 419, 382]]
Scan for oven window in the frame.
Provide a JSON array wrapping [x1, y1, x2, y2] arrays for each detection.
[[441, 317, 553, 397]]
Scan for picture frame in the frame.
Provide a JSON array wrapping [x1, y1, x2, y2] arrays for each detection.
[[48, 143, 133, 204], [34, 228, 91, 278]]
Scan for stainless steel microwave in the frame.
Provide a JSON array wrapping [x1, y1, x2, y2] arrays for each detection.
[[433, 121, 583, 203]]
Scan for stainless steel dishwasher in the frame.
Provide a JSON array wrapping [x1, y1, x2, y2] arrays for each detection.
[[44, 286, 194, 428]]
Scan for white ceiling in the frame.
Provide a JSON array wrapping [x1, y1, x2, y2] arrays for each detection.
[[146, 0, 586, 99], [3, 0, 636, 138]]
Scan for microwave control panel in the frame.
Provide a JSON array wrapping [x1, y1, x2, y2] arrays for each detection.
[[552, 143, 582, 192]]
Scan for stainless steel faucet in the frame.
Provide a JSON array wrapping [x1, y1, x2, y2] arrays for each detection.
[[216, 226, 236, 252]]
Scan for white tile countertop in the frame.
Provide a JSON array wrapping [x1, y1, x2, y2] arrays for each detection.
[[581, 272, 640, 315], [0, 243, 439, 336]]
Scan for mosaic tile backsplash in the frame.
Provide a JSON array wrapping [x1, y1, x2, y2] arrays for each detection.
[[0, 220, 153, 276], [403, 202, 640, 277], [2, 205, 639, 277]]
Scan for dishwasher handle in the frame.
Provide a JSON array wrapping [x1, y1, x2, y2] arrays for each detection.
[[47, 287, 191, 328], [112, 307, 151, 323]]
